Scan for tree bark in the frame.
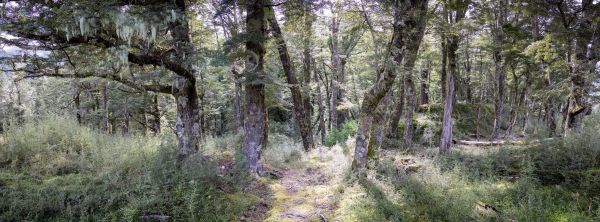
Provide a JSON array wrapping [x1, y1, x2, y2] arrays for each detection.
[[267, 7, 314, 151], [232, 67, 244, 133], [419, 62, 430, 105], [404, 77, 417, 148], [330, 14, 342, 129], [302, 1, 314, 125], [388, 81, 405, 137], [353, 0, 429, 170], [242, 0, 267, 174], [315, 62, 327, 144], [491, 0, 507, 139], [566, 2, 596, 132], [171, 1, 201, 161], [439, 1, 467, 154]]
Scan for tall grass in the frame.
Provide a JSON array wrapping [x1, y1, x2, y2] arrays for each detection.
[[0, 116, 259, 221]]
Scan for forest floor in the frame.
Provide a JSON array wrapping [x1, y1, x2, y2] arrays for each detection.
[[263, 144, 354, 222]]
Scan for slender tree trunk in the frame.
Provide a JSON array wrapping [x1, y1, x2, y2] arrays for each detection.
[[315, 62, 327, 144], [102, 82, 110, 133], [242, 0, 267, 174], [73, 84, 82, 125], [440, 36, 448, 100], [353, 0, 429, 170], [404, 77, 417, 148], [330, 14, 341, 129], [302, 2, 314, 126], [267, 8, 314, 151], [419, 62, 430, 105], [232, 67, 244, 133], [491, 0, 507, 139], [149, 94, 161, 135]]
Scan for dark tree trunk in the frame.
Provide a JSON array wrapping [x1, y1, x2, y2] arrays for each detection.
[[242, 0, 267, 174], [73, 85, 82, 125], [149, 94, 161, 135], [419, 63, 430, 105], [267, 8, 314, 151], [330, 14, 341, 129], [353, 0, 429, 170], [302, 1, 314, 125], [315, 62, 327, 144]]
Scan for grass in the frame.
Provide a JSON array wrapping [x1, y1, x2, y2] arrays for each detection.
[[0, 116, 264, 221]]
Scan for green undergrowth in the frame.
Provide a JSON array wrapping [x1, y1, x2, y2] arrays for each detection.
[[0, 116, 262, 221], [344, 115, 600, 221]]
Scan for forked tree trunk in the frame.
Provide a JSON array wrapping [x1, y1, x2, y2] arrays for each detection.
[[402, 11, 428, 148], [439, 1, 466, 154], [267, 8, 314, 151], [353, 0, 429, 170], [242, 0, 267, 174]]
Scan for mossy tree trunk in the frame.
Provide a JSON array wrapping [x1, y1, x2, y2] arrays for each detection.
[[242, 0, 267, 174]]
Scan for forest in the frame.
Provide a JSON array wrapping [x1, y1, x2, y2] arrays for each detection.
[[0, 0, 599, 221]]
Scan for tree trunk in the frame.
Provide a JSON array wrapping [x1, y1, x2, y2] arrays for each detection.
[[149, 94, 161, 135], [419, 64, 430, 105], [404, 77, 417, 148], [330, 14, 341, 129], [302, 2, 314, 126], [170, 1, 201, 161], [439, 1, 466, 154], [566, 5, 595, 132], [230, 67, 244, 133], [369, 89, 392, 151], [440, 36, 448, 100], [73, 84, 82, 125], [491, 0, 507, 139], [102, 82, 110, 133], [267, 8, 314, 151], [315, 62, 327, 144], [353, 0, 429, 170], [387, 80, 405, 137], [242, 0, 267, 174]]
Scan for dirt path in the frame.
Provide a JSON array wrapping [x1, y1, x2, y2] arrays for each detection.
[[264, 147, 351, 222]]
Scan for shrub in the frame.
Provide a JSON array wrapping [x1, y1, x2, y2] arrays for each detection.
[[325, 121, 358, 147]]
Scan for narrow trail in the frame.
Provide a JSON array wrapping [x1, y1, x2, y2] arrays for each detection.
[[264, 146, 351, 222]]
